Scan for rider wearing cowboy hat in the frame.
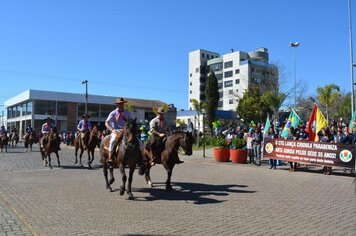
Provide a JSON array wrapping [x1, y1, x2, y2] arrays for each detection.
[[105, 97, 132, 163], [0, 125, 7, 135], [148, 107, 183, 165], [40, 116, 52, 149], [77, 113, 92, 150]]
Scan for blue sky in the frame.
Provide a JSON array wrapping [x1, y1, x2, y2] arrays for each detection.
[[0, 0, 354, 111]]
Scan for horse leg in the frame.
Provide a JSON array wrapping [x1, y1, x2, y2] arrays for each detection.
[[119, 164, 127, 196], [108, 166, 115, 185], [74, 146, 78, 164], [79, 148, 84, 167], [162, 161, 175, 191], [126, 166, 135, 200], [48, 154, 52, 169], [102, 164, 112, 192], [145, 164, 153, 187], [56, 151, 60, 168], [87, 149, 91, 168]]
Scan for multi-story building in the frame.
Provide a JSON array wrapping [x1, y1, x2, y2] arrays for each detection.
[[188, 47, 278, 111], [4, 89, 176, 138]]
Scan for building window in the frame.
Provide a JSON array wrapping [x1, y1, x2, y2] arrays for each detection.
[[216, 74, 223, 80], [229, 99, 233, 104], [229, 90, 233, 94], [190, 73, 192, 77], [209, 63, 223, 72], [235, 69, 240, 74], [236, 89, 239, 93], [218, 83, 223, 89], [224, 71, 233, 78], [207, 54, 210, 59], [235, 79, 240, 84], [57, 101, 67, 116], [224, 61, 233, 68], [202, 53, 205, 58], [26, 101, 32, 115], [218, 101, 223, 108], [224, 80, 233, 87], [34, 100, 56, 115], [190, 90, 192, 94], [190, 82, 192, 86], [219, 92, 223, 98], [100, 104, 116, 118], [196, 68, 199, 73]]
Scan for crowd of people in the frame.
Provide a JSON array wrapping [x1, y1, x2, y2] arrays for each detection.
[[219, 118, 356, 175]]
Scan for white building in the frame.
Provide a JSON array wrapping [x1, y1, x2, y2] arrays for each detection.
[[188, 47, 278, 111], [4, 89, 176, 138]]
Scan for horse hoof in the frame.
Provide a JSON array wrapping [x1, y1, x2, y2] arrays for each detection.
[[106, 187, 113, 192], [127, 194, 134, 200], [74, 161, 77, 164], [166, 186, 173, 191], [147, 181, 153, 188], [109, 178, 115, 185], [119, 187, 125, 196], [49, 165, 53, 169]]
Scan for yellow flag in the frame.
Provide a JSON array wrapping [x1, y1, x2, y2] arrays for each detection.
[[315, 107, 327, 141]]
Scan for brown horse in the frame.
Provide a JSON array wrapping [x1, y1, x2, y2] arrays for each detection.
[[0, 133, 8, 153], [24, 131, 38, 152], [74, 126, 99, 168], [10, 131, 18, 148], [40, 127, 60, 168], [142, 131, 193, 190], [99, 118, 144, 200]]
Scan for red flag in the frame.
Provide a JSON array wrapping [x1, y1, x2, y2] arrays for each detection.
[[306, 104, 317, 141]]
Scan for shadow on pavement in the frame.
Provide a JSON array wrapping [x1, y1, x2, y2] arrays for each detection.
[[59, 164, 101, 170], [136, 182, 256, 205]]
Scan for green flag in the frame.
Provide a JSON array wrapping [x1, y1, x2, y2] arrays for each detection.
[[264, 116, 271, 134], [281, 109, 301, 138], [349, 110, 356, 134]]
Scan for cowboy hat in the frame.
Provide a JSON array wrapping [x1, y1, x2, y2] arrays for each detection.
[[44, 116, 52, 121], [156, 107, 165, 114], [1, 125, 4, 128], [115, 97, 128, 104], [82, 113, 90, 118]]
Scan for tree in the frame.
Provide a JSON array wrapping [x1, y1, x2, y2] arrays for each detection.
[[316, 84, 340, 122], [191, 99, 206, 146], [237, 86, 272, 123], [261, 91, 287, 122], [329, 92, 351, 121], [204, 71, 219, 134]]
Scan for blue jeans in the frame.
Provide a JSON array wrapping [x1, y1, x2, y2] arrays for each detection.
[[269, 159, 277, 168]]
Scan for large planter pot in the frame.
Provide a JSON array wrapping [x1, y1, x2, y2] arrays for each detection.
[[230, 149, 247, 163], [213, 148, 230, 162]]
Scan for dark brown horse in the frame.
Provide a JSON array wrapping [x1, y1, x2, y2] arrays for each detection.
[[0, 133, 8, 153], [24, 131, 38, 152], [142, 131, 193, 190], [74, 126, 99, 168], [99, 118, 144, 200], [40, 127, 60, 168]]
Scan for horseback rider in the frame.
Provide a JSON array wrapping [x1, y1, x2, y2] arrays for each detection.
[[40, 117, 52, 149], [0, 125, 7, 137], [77, 113, 92, 150], [40, 117, 61, 150], [105, 97, 131, 163], [24, 123, 34, 140], [148, 107, 184, 165]]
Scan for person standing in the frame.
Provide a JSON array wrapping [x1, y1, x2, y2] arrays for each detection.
[[253, 128, 263, 166], [105, 97, 131, 163]]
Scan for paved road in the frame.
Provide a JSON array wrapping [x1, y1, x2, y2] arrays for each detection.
[[0, 145, 355, 235]]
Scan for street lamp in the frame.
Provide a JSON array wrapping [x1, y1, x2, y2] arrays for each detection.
[[289, 42, 300, 109], [349, 0, 355, 115], [82, 80, 88, 114], [202, 109, 206, 158]]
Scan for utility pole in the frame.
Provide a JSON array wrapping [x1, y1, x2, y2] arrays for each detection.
[[82, 80, 88, 114], [348, 0, 355, 115], [289, 42, 300, 109]]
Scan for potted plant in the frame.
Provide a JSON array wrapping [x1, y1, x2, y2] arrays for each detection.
[[213, 137, 230, 162], [230, 137, 247, 163]]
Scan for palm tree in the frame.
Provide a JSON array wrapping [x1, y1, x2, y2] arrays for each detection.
[[316, 84, 340, 122], [191, 99, 206, 146]]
